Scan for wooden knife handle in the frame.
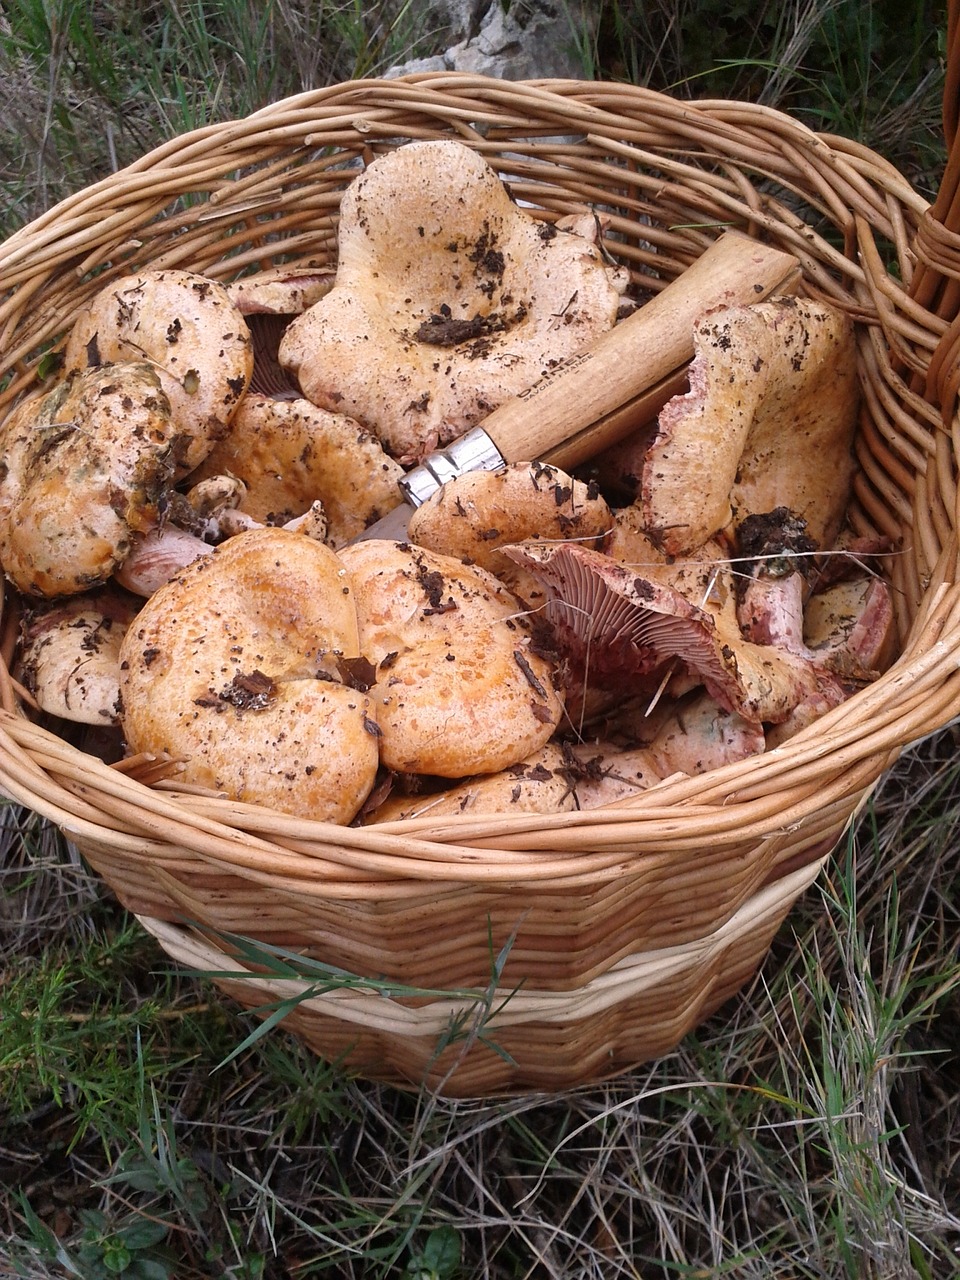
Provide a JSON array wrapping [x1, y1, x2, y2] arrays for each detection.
[[480, 230, 802, 468]]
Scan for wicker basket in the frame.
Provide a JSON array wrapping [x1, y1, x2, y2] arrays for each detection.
[[4, 46, 960, 1095]]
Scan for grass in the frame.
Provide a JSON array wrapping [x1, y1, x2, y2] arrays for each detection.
[[1, 1, 958, 1277], [3, 742, 959, 1277]]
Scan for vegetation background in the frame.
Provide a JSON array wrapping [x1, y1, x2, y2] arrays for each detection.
[[0, 1, 957, 1277]]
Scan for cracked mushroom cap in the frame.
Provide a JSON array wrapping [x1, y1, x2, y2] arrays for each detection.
[[278, 140, 623, 459], [641, 296, 859, 556], [19, 584, 140, 725], [0, 362, 178, 597], [339, 539, 564, 777], [118, 528, 380, 823], [190, 392, 405, 547], [64, 268, 253, 476]]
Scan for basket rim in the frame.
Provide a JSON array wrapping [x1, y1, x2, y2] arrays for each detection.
[[0, 71, 932, 267]]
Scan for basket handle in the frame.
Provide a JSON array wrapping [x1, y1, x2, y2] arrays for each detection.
[[909, 0, 960, 418]]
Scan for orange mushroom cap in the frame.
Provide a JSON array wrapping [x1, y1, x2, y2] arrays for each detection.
[[279, 140, 623, 459]]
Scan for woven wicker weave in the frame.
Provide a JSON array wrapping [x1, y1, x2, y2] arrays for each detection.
[[3, 25, 960, 1094]]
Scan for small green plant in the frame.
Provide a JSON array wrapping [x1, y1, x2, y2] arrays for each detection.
[[402, 1225, 462, 1280], [14, 1192, 171, 1279], [186, 919, 525, 1082], [0, 916, 191, 1148], [58, 1208, 174, 1280]]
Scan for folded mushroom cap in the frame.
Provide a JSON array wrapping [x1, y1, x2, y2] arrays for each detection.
[[64, 268, 253, 475], [190, 392, 404, 546], [279, 140, 623, 458], [642, 296, 859, 556], [339, 539, 564, 777], [226, 266, 335, 316], [0, 363, 177, 597], [803, 575, 897, 677], [118, 528, 379, 822], [19, 585, 140, 724]]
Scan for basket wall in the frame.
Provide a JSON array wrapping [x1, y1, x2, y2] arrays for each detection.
[[139, 858, 822, 1095], [3, 75, 960, 1093]]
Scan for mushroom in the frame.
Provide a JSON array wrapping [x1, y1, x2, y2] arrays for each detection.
[[0, 362, 178, 597], [504, 540, 847, 727], [561, 739, 664, 807], [118, 528, 380, 822], [641, 296, 859, 556], [226, 266, 335, 317], [227, 266, 337, 400], [278, 140, 624, 459], [564, 690, 766, 807], [802, 576, 897, 676], [734, 507, 820, 653], [63, 268, 253, 475], [188, 392, 405, 547], [338, 539, 565, 777], [406, 460, 614, 604], [18, 584, 140, 725], [114, 472, 333, 599], [113, 524, 215, 598], [365, 744, 577, 822], [734, 508, 897, 680], [638, 688, 767, 774]]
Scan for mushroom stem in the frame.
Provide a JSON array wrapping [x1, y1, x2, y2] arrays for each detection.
[[118, 501, 332, 597], [738, 570, 808, 652], [115, 525, 213, 597]]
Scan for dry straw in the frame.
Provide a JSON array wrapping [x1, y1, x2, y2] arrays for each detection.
[[3, 15, 960, 1093]]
